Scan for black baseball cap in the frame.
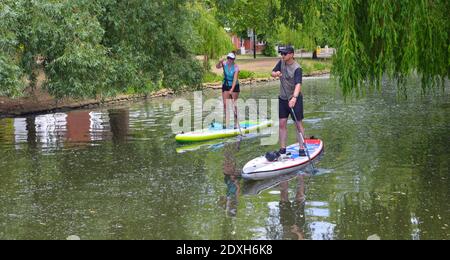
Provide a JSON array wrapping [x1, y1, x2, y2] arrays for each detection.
[[280, 46, 295, 55]]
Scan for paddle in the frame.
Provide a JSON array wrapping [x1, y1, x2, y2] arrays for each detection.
[[231, 95, 245, 138], [290, 107, 317, 174]]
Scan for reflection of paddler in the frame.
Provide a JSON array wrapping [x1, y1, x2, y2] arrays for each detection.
[[279, 175, 306, 240], [224, 142, 239, 176], [222, 141, 241, 217], [223, 175, 239, 217]]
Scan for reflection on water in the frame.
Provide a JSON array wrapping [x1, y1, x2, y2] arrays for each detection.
[[109, 109, 130, 144], [222, 142, 241, 218], [0, 79, 449, 240], [0, 109, 131, 151], [273, 176, 307, 240], [219, 142, 242, 239], [243, 173, 335, 240]]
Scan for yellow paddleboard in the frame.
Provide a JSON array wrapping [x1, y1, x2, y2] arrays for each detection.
[[175, 120, 272, 143]]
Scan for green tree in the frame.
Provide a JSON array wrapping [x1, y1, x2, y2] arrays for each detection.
[[278, 0, 334, 46], [191, 2, 234, 70], [259, 0, 335, 53], [277, 24, 314, 50], [2, 0, 448, 99], [214, 0, 279, 56], [215, 0, 276, 33], [332, 0, 449, 96], [0, 0, 25, 97], [99, 0, 203, 95], [214, 0, 336, 57], [0, 0, 204, 99], [276, 0, 449, 95]]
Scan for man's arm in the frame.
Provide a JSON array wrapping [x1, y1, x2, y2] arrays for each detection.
[[289, 84, 302, 108], [293, 67, 302, 96], [271, 60, 282, 77], [289, 68, 303, 108]]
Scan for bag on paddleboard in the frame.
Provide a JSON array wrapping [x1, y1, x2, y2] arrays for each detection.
[[265, 151, 281, 162]]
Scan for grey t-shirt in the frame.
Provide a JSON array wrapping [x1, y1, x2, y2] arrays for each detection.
[[273, 60, 302, 100]]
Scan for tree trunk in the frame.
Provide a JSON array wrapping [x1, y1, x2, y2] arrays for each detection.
[[203, 55, 210, 70], [312, 50, 318, 59], [253, 31, 257, 59]]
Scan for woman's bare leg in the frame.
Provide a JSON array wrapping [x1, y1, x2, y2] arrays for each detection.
[[231, 92, 240, 128], [222, 91, 231, 128]]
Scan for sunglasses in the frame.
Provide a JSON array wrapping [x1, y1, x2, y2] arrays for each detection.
[[280, 52, 291, 56]]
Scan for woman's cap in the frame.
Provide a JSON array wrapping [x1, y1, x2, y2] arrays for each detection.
[[227, 53, 236, 59]]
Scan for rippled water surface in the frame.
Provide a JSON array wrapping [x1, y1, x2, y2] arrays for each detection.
[[0, 78, 449, 240]]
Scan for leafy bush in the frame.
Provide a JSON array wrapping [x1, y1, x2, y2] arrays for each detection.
[[313, 62, 327, 71], [0, 0, 204, 99], [239, 70, 256, 80], [202, 70, 257, 84], [203, 71, 222, 83], [263, 41, 278, 57], [0, 54, 24, 97]]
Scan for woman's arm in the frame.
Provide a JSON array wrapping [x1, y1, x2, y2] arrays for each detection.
[[216, 59, 225, 69]]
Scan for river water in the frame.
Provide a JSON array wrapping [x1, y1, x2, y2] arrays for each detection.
[[0, 78, 449, 240]]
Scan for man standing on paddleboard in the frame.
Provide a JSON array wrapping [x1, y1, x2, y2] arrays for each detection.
[[271, 46, 306, 156]]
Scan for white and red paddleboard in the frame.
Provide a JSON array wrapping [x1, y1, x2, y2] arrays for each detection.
[[242, 139, 324, 180]]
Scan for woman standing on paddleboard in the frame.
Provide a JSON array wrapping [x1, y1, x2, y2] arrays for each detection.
[[216, 52, 240, 129]]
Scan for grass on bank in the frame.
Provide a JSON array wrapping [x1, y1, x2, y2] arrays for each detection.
[[203, 57, 332, 84], [203, 70, 264, 84]]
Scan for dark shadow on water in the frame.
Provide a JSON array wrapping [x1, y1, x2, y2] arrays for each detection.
[[108, 109, 129, 144]]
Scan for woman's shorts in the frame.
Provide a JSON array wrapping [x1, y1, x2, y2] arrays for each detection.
[[222, 84, 240, 93]]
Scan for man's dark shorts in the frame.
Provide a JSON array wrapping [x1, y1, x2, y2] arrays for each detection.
[[279, 96, 304, 121], [222, 84, 240, 93]]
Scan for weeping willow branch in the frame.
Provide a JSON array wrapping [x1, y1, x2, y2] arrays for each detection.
[[332, 0, 449, 96], [191, 3, 233, 70]]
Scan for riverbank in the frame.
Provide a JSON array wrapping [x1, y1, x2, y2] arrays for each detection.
[[0, 57, 331, 118], [0, 88, 175, 118], [203, 71, 330, 90]]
